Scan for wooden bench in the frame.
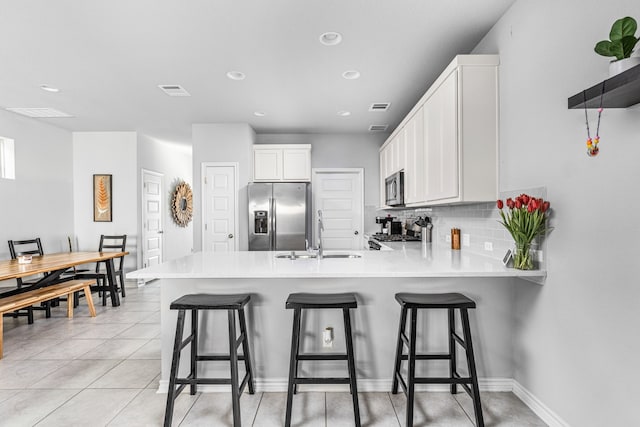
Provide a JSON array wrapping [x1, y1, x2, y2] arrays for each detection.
[[0, 279, 97, 358]]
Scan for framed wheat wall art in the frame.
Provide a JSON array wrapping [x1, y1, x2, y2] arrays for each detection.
[[93, 174, 112, 222]]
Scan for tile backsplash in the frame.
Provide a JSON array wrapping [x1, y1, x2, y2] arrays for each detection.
[[378, 187, 548, 268]]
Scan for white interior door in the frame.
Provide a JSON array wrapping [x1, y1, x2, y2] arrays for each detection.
[[202, 163, 238, 252], [312, 169, 364, 250], [141, 170, 164, 274]]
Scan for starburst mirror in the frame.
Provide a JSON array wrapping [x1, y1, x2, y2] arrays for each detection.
[[172, 182, 193, 227]]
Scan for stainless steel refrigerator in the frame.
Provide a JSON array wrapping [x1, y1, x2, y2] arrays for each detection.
[[248, 182, 310, 251]]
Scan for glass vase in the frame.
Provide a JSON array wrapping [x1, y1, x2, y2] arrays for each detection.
[[513, 242, 534, 270]]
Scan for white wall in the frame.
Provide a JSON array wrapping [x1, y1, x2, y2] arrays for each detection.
[[256, 133, 386, 234], [192, 124, 255, 251], [474, 1, 640, 425], [137, 135, 193, 263], [0, 110, 74, 259], [72, 132, 138, 272]]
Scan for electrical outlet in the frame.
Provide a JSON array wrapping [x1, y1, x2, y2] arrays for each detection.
[[322, 327, 333, 348], [445, 235, 451, 243], [484, 242, 493, 251], [462, 234, 470, 247]]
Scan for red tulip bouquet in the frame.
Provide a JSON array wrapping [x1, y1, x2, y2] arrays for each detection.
[[496, 194, 551, 270]]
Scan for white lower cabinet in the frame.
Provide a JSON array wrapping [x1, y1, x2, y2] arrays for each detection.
[[379, 55, 498, 207], [252, 144, 311, 182]]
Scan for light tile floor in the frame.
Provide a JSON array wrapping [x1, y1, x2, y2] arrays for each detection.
[[0, 282, 547, 426]]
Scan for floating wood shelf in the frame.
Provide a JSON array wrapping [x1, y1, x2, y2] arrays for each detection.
[[568, 63, 640, 109]]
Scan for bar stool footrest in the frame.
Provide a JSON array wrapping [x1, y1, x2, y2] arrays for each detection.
[[295, 377, 351, 385], [399, 353, 451, 360], [297, 353, 348, 361], [413, 377, 473, 384], [197, 354, 248, 361]]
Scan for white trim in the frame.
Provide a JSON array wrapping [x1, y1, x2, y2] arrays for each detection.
[[311, 168, 365, 249], [139, 169, 164, 285], [513, 380, 571, 427], [201, 162, 240, 252], [158, 376, 569, 426]]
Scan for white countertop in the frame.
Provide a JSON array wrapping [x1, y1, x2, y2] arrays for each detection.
[[127, 243, 545, 279]]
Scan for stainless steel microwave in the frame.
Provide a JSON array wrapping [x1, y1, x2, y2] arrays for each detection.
[[385, 171, 404, 206]]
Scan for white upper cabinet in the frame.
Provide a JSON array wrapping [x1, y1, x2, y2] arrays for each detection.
[[403, 108, 425, 204], [379, 55, 499, 207], [252, 144, 311, 182], [424, 70, 459, 202]]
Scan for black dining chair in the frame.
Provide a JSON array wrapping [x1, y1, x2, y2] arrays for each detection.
[[76, 235, 127, 306], [6, 238, 51, 323]]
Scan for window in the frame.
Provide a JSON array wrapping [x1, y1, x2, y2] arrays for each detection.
[[0, 136, 15, 179]]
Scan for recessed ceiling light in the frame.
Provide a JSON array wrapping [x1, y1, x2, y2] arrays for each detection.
[[40, 85, 59, 93], [254, 111, 266, 117], [337, 111, 351, 117], [226, 71, 246, 81], [319, 32, 342, 46], [342, 70, 360, 80]]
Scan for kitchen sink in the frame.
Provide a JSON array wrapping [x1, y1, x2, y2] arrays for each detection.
[[321, 254, 362, 259], [275, 252, 317, 260], [274, 252, 362, 260]]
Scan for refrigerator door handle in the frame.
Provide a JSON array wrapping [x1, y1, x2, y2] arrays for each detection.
[[268, 198, 274, 250], [272, 198, 277, 250]]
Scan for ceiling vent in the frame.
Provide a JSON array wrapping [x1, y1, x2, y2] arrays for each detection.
[[158, 85, 191, 97], [369, 102, 391, 112], [369, 124, 389, 132], [6, 107, 73, 118]]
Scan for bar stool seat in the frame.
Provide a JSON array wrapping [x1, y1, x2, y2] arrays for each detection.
[[285, 292, 360, 427], [392, 292, 484, 427], [171, 293, 251, 310], [164, 293, 255, 427], [395, 292, 476, 309], [285, 292, 358, 309]]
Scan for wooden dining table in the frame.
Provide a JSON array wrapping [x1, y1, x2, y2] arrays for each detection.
[[0, 251, 129, 306]]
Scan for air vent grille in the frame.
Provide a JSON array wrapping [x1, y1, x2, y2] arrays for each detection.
[[369, 102, 391, 112], [369, 125, 389, 132], [158, 85, 191, 97], [6, 107, 73, 118]]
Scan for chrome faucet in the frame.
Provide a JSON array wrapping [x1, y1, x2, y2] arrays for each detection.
[[317, 209, 324, 259]]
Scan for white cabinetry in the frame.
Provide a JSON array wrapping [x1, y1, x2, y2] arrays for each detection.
[[379, 55, 498, 207], [252, 144, 311, 182], [402, 108, 426, 204], [423, 70, 459, 202]]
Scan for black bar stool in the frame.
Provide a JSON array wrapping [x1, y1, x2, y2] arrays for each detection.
[[391, 292, 484, 427], [285, 292, 360, 427], [164, 293, 255, 427]]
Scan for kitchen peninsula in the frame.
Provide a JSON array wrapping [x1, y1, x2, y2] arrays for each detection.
[[127, 245, 544, 393]]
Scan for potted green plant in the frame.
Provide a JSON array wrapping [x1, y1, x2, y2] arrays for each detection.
[[594, 16, 640, 76]]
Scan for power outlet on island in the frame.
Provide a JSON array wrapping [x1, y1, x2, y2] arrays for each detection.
[[484, 242, 493, 251], [462, 234, 470, 247], [322, 327, 333, 348]]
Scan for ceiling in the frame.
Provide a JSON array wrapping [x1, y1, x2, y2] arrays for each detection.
[[0, 0, 514, 144]]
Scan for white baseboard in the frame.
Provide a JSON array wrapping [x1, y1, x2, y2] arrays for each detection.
[[158, 377, 513, 394], [158, 377, 570, 426], [512, 380, 571, 427]]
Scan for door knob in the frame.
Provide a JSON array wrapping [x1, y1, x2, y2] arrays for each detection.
[[354, 231, 359, 235], [158, 230, 164, 234], [228, 234, 234, 238]]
